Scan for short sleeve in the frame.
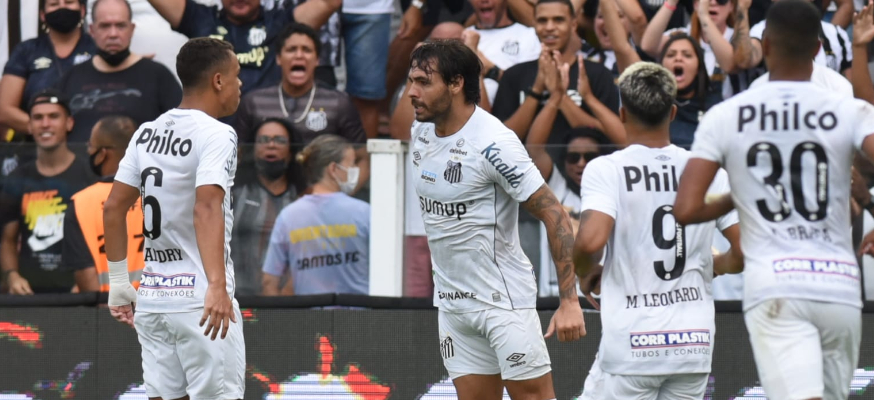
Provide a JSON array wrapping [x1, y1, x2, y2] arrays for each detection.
[[750, 21, 765, 41], [709, 169, 739, 231], [491, 65, 524, 121], [0, 173, 23, 226], [62, 202, 96, 271], [480, 131, 545, 202], [2, 41, 32, 78], [836, 25, 853, 68], [115, 129, 142, 189], [339, 94, 367, 144], [579, 157, 619, 219], [195, 128, 237, 192], [262, 212, 289, 277], [850, 99, 874, 149], [689, 105, 728, 165], [156, 63, 182, 113], [519, 28, 542, 63]]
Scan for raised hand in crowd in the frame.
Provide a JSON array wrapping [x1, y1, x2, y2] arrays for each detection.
[[852, 2, 874, 104], [577, 54, 626, 144]]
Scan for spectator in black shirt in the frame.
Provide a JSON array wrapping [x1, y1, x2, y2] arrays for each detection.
[[147, 0, 340, 96], [0, 89, 96, 294], [492, 0, 619, 151], [57, 0, 182, 143]]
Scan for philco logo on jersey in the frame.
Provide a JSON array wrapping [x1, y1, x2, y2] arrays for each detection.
[[438, 291, 477, 300], [136, 128, 193, 157], [481, 142, 525, 188], [773, 258, 860, 279], [630, 330, 710, 349], [624, 165, 679, 192], [140, 272, 195, 289], [738, 102, 837, 132], [419, 196, 467, 220], [421, 170, 437, 184]]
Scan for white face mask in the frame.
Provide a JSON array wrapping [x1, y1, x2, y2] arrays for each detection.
[[334, 164, 359, 194]]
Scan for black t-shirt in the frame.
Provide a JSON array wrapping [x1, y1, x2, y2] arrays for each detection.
[[492, 59, 620, 150], [2, 32, 97, 110], [0, 156, 96, 293], [57, 58, 182, 142], [175, 0, 296, 95], [670, 90, 722, 148]]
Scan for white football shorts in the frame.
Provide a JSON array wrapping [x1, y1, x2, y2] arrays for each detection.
[[602, 372, 709, 400], [744, 298, 861, 400], [134, 301, 245, 400], [438, 308, 551, 381]]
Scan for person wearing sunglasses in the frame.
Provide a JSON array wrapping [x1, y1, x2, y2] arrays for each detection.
[[640, 0, 738, 99], [231, 118, 306, 296]]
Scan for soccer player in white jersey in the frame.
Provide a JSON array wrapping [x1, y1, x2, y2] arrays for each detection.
[[102, 37, 244, 400], [406, 40, 585, 400], [573, 61, 743, 400], [673, 2, 874, 399]]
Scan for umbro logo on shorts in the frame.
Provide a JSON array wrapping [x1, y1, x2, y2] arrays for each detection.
[[441, 337, 454, 359], [507, 353, 527, 368]]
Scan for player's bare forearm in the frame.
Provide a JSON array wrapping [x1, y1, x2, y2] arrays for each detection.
[[522, 185, 578, 300], [103, 182, 139, 262], [573, 210, 613, 278], [194, 185, 227, 287], [674, 159, 731, 225], [713, 224, 744, 275]]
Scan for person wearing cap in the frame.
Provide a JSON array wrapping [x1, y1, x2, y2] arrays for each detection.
[[62, 115, 144, 293], [0, 89, 97, 295]]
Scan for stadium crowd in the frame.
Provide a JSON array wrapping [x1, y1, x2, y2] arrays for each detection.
[[0, 0, 872, 300]]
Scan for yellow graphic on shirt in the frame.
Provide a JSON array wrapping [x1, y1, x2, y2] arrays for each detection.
[[289, 224, 357, 244], [22, 190, 67, 252]]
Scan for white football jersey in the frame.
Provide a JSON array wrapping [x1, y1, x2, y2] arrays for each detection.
[[116, 109, 238, 313], [410, 107, 545, 312], [580, 144, 737, 376], [692, 81, 874, 311]]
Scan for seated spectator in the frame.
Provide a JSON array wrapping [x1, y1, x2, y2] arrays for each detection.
[[582, 0, 649, 76], [287, 0, 342, 88], [0, 89, 96, 294], [261, 134, 369, 296], [58, 0, 182, 142], [63, 115, 143, 292], [233, 23, 369, 190], [641, 0, 738, 99], [0, 0, 96, 183], [733, 0, 852, 76], [525, 56, 621, 295], [464, 0, 542, 105], [147, 0, 340, 95], [232, 118, 305, 296], [0, 0, 95, 137], [492, 0, 619, 151], [602, 0, 720, 147]]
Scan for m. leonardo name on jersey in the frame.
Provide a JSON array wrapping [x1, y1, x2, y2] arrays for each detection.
[[624, 164, 679, 192], [738, 102, 838, 132], [419, 196, 467, 220], [143, 248, 184, 263], [136, 128, 193, 157], [481, 142, 525, 188], [625, 286, 702, 309]]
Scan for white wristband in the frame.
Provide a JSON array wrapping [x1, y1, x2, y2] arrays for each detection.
[[108, 259, 130, 286]]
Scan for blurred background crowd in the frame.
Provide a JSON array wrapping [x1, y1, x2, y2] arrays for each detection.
[[1, 0, 874, 301]]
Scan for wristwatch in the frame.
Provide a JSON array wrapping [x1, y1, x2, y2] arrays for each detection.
[[485, 66, 501, 81], [411, 0, 425, 9], [523, 87, 545, 101]]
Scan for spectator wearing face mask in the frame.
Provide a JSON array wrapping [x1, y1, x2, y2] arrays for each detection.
[[261, 134, 369, 296], [231, 118, 305, 296]]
